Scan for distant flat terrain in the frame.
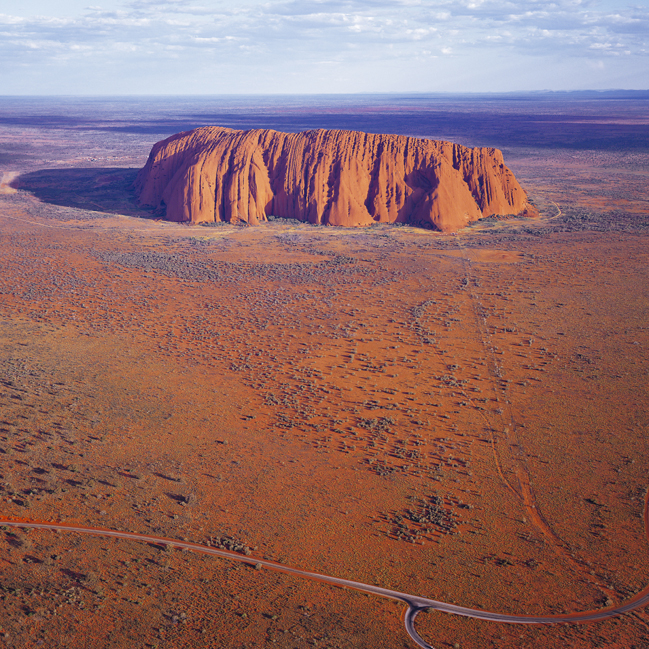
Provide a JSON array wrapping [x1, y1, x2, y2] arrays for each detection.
[[0, 95, 647, 649]]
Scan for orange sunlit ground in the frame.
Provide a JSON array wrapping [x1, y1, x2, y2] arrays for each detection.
[[0, 104, 648, 649]]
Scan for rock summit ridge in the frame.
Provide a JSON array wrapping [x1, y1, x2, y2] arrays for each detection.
[[135, 126, 536, 232]]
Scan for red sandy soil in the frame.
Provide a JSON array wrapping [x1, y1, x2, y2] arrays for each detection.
[[505, 148, 649, 218], [0, 126, 648, 649], [0, 173, 19, 195]]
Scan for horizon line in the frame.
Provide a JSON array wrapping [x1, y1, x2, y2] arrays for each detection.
[[1, 89, 648, 99]]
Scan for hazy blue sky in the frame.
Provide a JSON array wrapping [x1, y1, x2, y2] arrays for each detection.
[[1, 0, 647, 94]]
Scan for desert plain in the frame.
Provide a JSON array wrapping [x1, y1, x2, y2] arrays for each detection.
[[0, 94, 648, 649]]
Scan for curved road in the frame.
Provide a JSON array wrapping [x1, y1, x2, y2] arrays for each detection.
[[2, 508, 649, 649]]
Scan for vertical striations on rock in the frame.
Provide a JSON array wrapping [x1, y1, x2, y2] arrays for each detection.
[[134, 127, 537, 232]]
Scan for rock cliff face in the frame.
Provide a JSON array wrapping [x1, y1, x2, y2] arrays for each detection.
[[135, 127, 536, 232]]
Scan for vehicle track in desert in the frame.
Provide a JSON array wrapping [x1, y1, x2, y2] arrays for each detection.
[[451, 234, 629, 604], [2, 508, 648, 649]]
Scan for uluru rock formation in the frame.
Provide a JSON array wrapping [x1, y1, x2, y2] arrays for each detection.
[[135, 127, 537, 232]]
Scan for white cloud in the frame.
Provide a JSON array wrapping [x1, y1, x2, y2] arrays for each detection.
[[2, 1, 648, 54], [0, 0, 647, 92]]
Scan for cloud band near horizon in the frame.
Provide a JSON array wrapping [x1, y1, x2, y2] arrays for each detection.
[[0, 0, 647, 94]]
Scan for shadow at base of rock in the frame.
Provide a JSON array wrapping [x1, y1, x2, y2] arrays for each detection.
[[12, 167, 155, 219]]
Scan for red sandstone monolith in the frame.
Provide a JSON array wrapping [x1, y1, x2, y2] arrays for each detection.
[[135, 127, 537, 232]]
